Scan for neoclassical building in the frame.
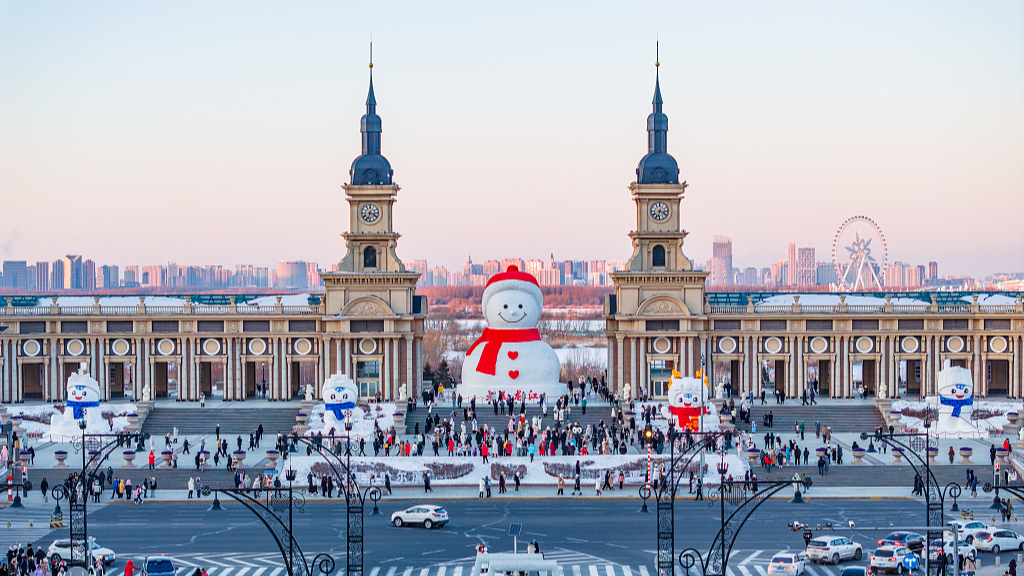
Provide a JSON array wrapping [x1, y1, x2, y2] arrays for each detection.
[[604, 65, 1024, 401], [0, 66, 426, 404], [1, 64, 1022, 405]]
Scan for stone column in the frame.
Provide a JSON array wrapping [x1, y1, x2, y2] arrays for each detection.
[[616, 335, 625, 394]]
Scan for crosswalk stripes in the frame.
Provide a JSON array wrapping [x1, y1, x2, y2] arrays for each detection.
[[386, 567, 397, 576], [638, 566, 650, 576], [588, 565, 599, 576]]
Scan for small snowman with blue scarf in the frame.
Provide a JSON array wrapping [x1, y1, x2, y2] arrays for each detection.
[[321, 373, 358, 434], [49, 363, 101, 437], [934, 364, 976, 434]]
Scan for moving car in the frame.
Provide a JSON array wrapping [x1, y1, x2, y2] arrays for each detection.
[[807, 536, 863, 564], [955, 522, 992, 545], [142, 556, 176, 576], [870, 545, 916, 574], [391, 505, 449, 529], [974, 530, 1024, 553], [878, 532, 926, 555], [47, 538, 116, 565], [839, 568, 868, 576], [767, 552, 807, 576]]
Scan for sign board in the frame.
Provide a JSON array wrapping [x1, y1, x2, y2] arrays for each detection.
[[508, 523, 522, 536], [903, 554, 919, 570]]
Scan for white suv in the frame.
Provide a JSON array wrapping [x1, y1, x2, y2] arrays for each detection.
[[807, 536, 863, 564], [391, 505, 449, 529], [870, 545, 915, 574], [956, 522, 992, 545]]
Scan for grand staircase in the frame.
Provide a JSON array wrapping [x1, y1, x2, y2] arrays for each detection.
[[141, 405, 300, 439], [402, 402, 625, 435], [737, 403, 886, 434]]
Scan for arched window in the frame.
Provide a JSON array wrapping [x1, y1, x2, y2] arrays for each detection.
[[652, 245, 666, 267], [363, 246, 377, 269]]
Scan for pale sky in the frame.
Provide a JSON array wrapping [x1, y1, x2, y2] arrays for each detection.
[[1, 2, 1022, 278]]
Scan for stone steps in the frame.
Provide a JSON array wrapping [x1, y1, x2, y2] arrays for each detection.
[[736, 404, 886, 434], [141, 407, 300, 438]]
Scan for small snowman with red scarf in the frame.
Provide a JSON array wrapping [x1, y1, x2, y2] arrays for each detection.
[[461, 266, 563, 401]]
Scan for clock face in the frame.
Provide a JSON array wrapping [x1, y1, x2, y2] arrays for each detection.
[[649, 201, 670, 222], [360, 204, 380, 223]]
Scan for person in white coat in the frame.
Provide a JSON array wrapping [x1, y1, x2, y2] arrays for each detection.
[[595, 476, 602, 496], [478, 478, 485, 498], [188, 477, 195, 499]]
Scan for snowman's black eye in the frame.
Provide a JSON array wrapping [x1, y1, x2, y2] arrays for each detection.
[[503, 305, 508, 309], [518, 304, 523, 309]]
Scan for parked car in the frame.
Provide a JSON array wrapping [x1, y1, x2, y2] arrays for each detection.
[[974, 530, 1024, 553], [928, 539, 977, 562], [767, 552, 807, 576], [47, 538, 116, 565], [870, 545, 916, 574], [878, 532, 926, 555], [955, 521, 992, 544], [142, 556, 176, 576], [807, 536, 863, 564], [391, 505, 449, 529]]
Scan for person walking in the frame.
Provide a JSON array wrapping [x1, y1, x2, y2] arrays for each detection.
[[618, 470, 625, 490], [499, 473, 507, 494], [557, 474, 564, 495], [695, 478, 703, 500], [423, 471, 433, 493], [385, 474, 392, 495], [595, 476, 602, 496], [573, 472, 581, 495]]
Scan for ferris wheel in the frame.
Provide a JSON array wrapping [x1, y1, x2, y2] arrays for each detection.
[[832, 216, 887, 291]]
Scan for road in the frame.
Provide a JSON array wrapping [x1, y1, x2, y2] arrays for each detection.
[[20, 498, 1020, 576]]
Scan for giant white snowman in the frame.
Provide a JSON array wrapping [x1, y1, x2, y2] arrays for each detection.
[[460, 266, 565, 402], [661, 371, 717, 432], [931, 365, 976, 434], [49, 363, 101, 438]]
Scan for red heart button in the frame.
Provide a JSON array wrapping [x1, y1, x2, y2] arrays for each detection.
[[508, 351, 519, 360], [509, 370, 520, 380]]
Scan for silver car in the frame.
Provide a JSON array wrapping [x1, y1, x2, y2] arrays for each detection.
[[391, 505, 449, 529], [46, 538, 116, 565]]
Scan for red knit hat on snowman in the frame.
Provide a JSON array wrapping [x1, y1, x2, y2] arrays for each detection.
[[482, 265, 544, 313]]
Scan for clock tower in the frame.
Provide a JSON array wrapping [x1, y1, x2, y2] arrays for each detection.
[[606, 60, 710, 401], [321, 57, 426, 403]]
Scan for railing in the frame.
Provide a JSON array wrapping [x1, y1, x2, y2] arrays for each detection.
[[751, 305, 791, 314], [1, 304, 322, 316], [799, 305, 842, 313], [845, 305, 884, 313], [980, 305, 1018, 313], [891, 305, 929, 313], [938, 304, 971, 313]]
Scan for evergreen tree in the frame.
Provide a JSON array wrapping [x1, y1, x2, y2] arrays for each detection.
[[422, 363, 435, 385], [437, 358, 450, 385]]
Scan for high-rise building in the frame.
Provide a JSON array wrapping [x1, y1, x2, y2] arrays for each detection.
[[906, 265, 922, 288], [743, 267, 758, 286], [35, 261, 49, 291], [26, 265, 35, 290], [816, 262, 838, 286], [61, 255, 83, 290], [123, 266, 139, 288], [710, 236, 733, 286], [787, 242, 797, 286], [83, 259, 96, 290], [761, 267, 772, 286], [1, 261, 28, 289], [797, 247, 816, 287], [99, 265, 119, 289], [276, 261, 309, 290], [928, 261, 938, 280]]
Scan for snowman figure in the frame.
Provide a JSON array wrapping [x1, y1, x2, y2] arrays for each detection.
[[460, 266, 563, 401], [321, 373, 359, 435], [49, 363, 101, 438], [661, 371, 712, 431], [933, 366, 976, 434]]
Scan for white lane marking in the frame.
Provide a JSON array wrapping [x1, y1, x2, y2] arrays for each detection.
[[753, 566, 769, 576], [639, 567, 651, 576], [805, 566, 821, 576], [420, 569, 429, 576], [452, 567, 463, 576], [250, 569, 267, 576], [403, 568, 413, 576], [741, 551, 762, 565], [621, 567, 632, 576], [219, 569, 234, 576], [738, 565, 755, 576], [268, 569, 283, 576], [573, 566, 582, 576], [818, 567, 836, 576], [386, 568, 397, 576], [369, 568, 380, 576], [437, 567, 446, 576], [589, 566, 599, 576], [235, 568, 252, 576]]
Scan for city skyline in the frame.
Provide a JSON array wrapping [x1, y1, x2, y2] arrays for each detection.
[[1, 3, 1022, 277]]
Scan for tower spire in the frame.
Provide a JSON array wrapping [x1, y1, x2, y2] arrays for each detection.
[[635, 42, 679, 185], [349, 42, 393, 186]]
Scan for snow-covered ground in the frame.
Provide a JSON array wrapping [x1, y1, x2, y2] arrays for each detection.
[[892, 398, 1023, 437], [5, 402, 137, 442], [305, 402, 398, 439], [275, 452, 747, 488]]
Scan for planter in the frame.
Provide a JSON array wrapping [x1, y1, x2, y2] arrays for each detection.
[[232, 450, 247, 467], [852, 448, 867, 466], [127, 413, 140, 428], [746, 448, 761, 463], [996, 448, 1009, 466], [927, 447, 939, 466], [959, 447, 973, 465], [265, 450, 280, 467], [199, 450, 210, 463], [160, 450, 173, 467], [1009, 413, 1020, 426], [19, 450, 31, 468], [815, 447, 828, 460], [296, 413, 309, 425], [393, 412, 406, 429], [122, 450, 136, 468], [889, 411, 902, 425], [54, 450, 68, 468], [891, 448, 904, 464]]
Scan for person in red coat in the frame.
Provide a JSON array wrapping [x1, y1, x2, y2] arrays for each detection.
[[148, 451, 156, 470]]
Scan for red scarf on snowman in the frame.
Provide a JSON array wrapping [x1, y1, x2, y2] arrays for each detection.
[[467, 265, 544, 376]]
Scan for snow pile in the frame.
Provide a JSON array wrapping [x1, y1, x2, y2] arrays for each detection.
[[6, 402, 137, 443], [891, 398, 1022, 438], [305, 402, 397, 439]]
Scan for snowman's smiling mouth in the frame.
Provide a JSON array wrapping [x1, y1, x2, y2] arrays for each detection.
[[498, 312, 526, 324]]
